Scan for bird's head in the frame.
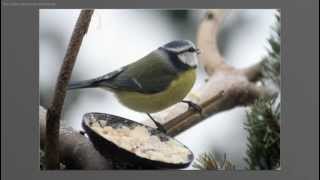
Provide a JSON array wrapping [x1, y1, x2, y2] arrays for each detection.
[[160, 40, 200, 69]]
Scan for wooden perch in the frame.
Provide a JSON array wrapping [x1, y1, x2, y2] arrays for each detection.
[[145, 9, 269, 136], [40, 106, 112, 169], [45, 9, 94, 169]]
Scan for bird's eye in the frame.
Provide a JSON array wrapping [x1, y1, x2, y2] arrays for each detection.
[[187, 47, 200, 54], [188, 47, 196, 52]]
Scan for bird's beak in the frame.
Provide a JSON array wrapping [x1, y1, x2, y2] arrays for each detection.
[[195, 48, 201, 55]]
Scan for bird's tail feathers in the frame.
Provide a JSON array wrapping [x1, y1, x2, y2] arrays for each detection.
[[67, 79, 101, 90]]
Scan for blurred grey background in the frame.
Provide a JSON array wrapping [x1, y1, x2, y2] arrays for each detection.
[[39, 9, 277, 169]]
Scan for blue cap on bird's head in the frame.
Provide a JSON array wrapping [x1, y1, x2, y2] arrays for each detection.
[[161, 40, 199, 53], [160, 40, 200, 68]]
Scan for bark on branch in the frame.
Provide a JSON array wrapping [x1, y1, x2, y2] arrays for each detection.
[[240, 62, 264, 82], [45, 9, 94, 169], [196, 10, 226, 75]]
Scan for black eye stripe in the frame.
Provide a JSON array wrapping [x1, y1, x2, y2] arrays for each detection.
[[177, 47, 196, 54]]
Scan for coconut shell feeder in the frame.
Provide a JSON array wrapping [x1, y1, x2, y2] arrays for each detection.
[[82, 112, 194, 169]]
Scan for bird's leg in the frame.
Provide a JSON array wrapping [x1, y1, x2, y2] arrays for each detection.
[[181, 100, 203, 115], [146, 113, 167, 133]]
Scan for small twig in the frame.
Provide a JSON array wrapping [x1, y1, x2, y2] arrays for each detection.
[[45, 9, 94, 169]]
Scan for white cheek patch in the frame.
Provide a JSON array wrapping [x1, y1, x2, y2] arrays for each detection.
[[178, 52, 198, 67]]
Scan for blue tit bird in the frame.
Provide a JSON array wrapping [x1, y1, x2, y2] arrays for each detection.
[[68, 40, 201, 133]]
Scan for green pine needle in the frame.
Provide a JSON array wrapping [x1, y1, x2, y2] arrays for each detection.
[[261, 12, 281, 87], [244, 11, 281, 170], [193, 153, 236, 170], [244, 96, 280, 170]]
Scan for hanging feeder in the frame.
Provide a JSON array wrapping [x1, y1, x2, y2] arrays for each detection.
[[82, 112, 194, 169]]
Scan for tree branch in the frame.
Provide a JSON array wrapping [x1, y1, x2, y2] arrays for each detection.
[[240, 62, 264, 82], [152, 70, 269, 136], [45, 9, 94, 169], [40, 106, 112, 169], [196, 9, 226, 75]]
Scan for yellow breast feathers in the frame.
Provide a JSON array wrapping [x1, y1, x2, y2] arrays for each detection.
[[115, 69, 196, 113]]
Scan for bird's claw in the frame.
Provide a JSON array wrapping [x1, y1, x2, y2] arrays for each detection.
[[147, 113, 167, 134], [182, 100, 203, 116]]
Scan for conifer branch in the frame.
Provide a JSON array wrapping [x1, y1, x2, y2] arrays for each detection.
[[244, 11, 281, 170], [193, 153, 235, 170]]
